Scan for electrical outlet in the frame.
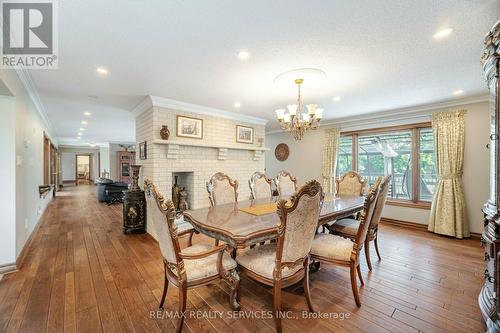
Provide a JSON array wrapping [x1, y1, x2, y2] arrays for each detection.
[[24, 218, 28, 229]]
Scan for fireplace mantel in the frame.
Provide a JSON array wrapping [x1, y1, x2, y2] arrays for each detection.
[[153, 139, 269, 160]]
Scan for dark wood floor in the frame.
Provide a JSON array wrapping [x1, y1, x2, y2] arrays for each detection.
[[0, 185, 486, 333]]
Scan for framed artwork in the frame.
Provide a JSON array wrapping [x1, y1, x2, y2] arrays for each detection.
[[139, 141, 147, 160], [236, 125, 254, 144], [176, 115, 203, 139]]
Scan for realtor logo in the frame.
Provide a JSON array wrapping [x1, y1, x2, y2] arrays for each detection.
[[1, 0, 58, 69]]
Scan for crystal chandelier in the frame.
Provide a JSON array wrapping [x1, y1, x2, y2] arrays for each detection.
[[275, 78, 324, 140]]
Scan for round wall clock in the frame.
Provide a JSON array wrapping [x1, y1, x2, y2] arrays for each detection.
[[275, 143, 289, 161]]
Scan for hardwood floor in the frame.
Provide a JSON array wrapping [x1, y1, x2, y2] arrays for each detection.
[[0, 185, 485, 333]]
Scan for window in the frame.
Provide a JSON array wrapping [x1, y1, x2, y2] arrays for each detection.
[[336, 136, 353, 176], [419, 128, 437, 201], [336, 123, 435, 208]]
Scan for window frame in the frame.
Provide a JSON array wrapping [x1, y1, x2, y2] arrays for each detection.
[[340, 122, 432, 209]]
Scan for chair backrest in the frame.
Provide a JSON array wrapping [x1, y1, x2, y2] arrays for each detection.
[[206, 172, 238, 206], [353, 177, 381, 258], [368, 174, 392, 233], [249, 172, 272, 199], [336, 171, 366, 196], [275, 170, 297, 197], [276, 180, 324, 266], [144, 179, 181, 265]]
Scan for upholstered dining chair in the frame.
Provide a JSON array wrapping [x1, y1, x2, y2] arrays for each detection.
[[328, 174, 392, 270], [311, 177, 381, 307], [144, 179, 240, 333], [236, 180, 324, 333], [336, 171, 367, 196], [275, 170, 297, 197], [206, 172, 238, 206], [249, 171, 273, 199]]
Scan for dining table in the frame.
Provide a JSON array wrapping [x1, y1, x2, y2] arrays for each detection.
[[183, 195, 365, 250]]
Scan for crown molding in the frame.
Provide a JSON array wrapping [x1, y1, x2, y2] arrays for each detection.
[[132, 95, 268, 126], [14, 67, 55, 136], [266, 93, 489, 135]]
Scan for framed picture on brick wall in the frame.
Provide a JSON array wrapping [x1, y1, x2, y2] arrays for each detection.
[[177, 115, 203, 139], [236, 125, 254, 144], [139, 141, 147, 160]]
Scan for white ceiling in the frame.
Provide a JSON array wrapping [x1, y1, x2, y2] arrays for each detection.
[[29, 0, 499, 146]]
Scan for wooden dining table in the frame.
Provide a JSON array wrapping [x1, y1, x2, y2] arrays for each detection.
[[183, 195, 365, 249]]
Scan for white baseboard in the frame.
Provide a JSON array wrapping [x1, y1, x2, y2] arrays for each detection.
[[0, 263, 17, 275]]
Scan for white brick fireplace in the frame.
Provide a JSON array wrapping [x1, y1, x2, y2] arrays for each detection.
[[134, 96, 268, 211]]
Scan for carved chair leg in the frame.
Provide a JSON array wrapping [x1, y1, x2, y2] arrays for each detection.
[[159, 266, 169, 309], [273, 280, 283, 333], [374, 236, 381, 261], [176, 284, 187, 333], [350, 263, 361, 307], [228, 269, 240, 310], [356, 264, 364, 286], [303, 258, 315, 312], [364, 240, 373, 271]]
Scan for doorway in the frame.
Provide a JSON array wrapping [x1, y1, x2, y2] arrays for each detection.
[[75, 154, 92, 185]]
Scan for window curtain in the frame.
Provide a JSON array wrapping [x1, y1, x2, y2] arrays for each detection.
[[428, 110, 469, 238], [322, 128, 341, 194]]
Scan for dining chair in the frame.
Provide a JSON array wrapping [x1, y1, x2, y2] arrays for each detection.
[[311, 177, 381, 307], [336, 171, 367, 196], [328, 174, 392, 270], [275, 170, 297, 197], [249, 171, 273, 199], [235, 180, 324, 333], [144, 179, 240, 333], [206, 172, 238, 206]]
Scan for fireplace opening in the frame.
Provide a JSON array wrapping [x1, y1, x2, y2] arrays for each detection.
[[171, 172, 194, 212]]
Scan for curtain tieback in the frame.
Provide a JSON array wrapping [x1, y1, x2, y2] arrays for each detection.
[[439, 172, 463, 180]]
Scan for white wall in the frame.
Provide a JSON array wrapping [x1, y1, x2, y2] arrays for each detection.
[[265, 101, 490, 234], [99, 146, 110, 178], [1, 69, 58, 261], [0, 95, 16, 267]]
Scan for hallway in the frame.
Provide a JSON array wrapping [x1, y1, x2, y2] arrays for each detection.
[[0, 185, 486, 333]]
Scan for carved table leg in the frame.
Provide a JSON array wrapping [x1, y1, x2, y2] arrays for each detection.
[[224, 269, 241, 310], [309, 259, 321, 273]]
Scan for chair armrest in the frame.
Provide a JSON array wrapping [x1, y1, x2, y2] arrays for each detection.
[[178, 244, 228, 260]]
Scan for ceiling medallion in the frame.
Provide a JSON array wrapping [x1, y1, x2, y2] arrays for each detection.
[[275, 68, 325, 140]]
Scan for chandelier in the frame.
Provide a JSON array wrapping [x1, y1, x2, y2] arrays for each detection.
[[275, 78, 324, 140]]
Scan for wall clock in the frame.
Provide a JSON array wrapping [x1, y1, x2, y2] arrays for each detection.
[[274, 143, 289, 161]]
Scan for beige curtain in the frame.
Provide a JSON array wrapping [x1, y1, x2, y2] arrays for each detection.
[[322, 128, 341, 194], [428, 110, 469, 238]]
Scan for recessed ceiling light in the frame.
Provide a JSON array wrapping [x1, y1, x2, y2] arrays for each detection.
[[81, 120, 88, 125], [78, 132, 82, 136], [83, 111, 92, 116], [237, 50, 250, 60], [96, 66, 109, 75], [452, 89, 464, 96], [433, 28, 453, 39], [79, 128, 85, 131], [333, 96, 341, 102], [77, 136, 81, 140], [89, 143, 96, 147], [234, 101, 241, 108]]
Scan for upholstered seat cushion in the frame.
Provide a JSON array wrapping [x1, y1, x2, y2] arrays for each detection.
[[311, 234, 354, 262], [328, 218, 359, 237], [176, 244, 237, 282], [235, 243, 302, 279], [174, 217, 194, 234]]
